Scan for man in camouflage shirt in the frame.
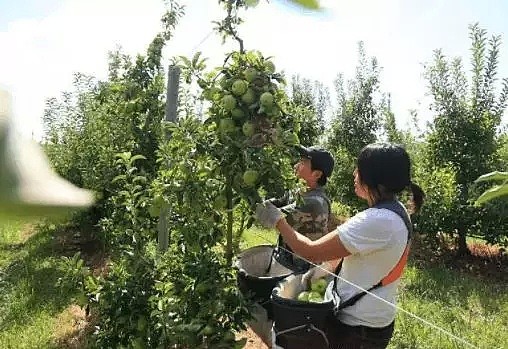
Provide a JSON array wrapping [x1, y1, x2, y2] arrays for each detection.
[[273, 145, 334, 272], [247, 145, 335, 346]]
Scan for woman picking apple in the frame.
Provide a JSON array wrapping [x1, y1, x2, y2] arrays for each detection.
[[256, 143, 425, 348]]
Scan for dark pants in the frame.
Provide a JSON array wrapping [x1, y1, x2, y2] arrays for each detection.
[[328, 319, 395, 349]]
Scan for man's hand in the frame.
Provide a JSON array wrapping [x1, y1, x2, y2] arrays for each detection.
[[255, 201, 284, 228]]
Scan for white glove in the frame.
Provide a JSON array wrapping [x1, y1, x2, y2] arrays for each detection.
[[255, 201, 284, 228]]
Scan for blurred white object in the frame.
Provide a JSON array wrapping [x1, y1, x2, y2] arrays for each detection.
[[0, 88, 94, 220]]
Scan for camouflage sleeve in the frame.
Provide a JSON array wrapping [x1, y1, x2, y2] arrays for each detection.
[[284, 194, 330, 240]]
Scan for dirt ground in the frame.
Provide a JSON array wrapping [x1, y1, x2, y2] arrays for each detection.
[[236, 327, 269, 349]]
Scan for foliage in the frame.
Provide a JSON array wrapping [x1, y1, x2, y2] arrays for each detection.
[[42, 1, 185, 220], [287, 75, 330, 146], [152, 117, 252, 347], [215, 0, 247, 52], [411, 160, 461, 243], [326, 42, 382, 208], [474, 134, 508, 208], [498, 132, 508, 166], [179, 49, 299, 262], [424, 23, 508, 253], [326, 147, 365, 211], [474, 171, 508, 205], [99, 153, 155, 254], [86, 150, 249, 348], [328, 41, 381, 158], [381, 94, 405, 145]]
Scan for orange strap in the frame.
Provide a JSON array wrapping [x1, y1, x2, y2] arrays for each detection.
[[380, 241, 411, 286]]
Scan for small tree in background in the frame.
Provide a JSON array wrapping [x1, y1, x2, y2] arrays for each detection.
[[327, 42, 382, 208], [424, 23, 508, 254], [287, 75, 330, 146]]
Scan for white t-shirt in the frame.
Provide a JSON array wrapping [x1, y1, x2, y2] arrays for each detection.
[[328, 207, 408, 328]]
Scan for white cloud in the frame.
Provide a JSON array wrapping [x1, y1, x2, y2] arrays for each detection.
[[0, 0, 165, 138], [1, 0, 507, 140]]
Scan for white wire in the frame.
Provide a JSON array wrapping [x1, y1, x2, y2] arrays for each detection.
[[190, 30, 214, 55], [185, 26, 482, 349], [249, 230, 482, 349]]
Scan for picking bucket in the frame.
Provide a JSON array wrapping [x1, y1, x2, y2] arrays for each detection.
[[271, 274, 335, 349], [235, 245, 294, 314]]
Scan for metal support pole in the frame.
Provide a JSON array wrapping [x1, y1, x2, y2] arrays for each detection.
[[158, 65, 180, 252]]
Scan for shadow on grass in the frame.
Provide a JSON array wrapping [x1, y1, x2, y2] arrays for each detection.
[[391, 263, 507, 349], [0, 224, 85, 341], [403, 263, 505, 314]]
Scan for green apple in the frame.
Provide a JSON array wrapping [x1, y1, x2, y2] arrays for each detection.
[[310, 278, 328, 295], [297, 291, 309, 302], [231, 108, 245, 120], [307, 291, 323, 303], [241, 88, 256, 105], [231, 79, 248, 96], [202, 325, 214, 336], [223, 331, 235, 342], [259, 92, 274, 108], [242, 122, 255, 137], [243, 170, 259, 186], [284, 132, 299, 146], [148, 195, 164, 218], [244, 68, 258, 82], [264, 60, 276, 74], [137, 316, 148, 332], [213, 195, 227, 209], [222, 94, 237, 111], [219, 118, 235, 133]]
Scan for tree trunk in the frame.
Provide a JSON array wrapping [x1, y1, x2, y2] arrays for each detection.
[[456, 223, 470, 256], [225, 181, 234, 265]]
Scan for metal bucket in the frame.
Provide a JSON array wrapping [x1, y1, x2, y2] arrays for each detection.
[[235, 245, 294, 312]]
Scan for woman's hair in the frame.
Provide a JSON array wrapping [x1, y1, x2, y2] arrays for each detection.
[[356, 143, 425, 212]]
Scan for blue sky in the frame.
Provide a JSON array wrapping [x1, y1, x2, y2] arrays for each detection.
[[1, 0, 508, 139], [0, 0, 60, 29]]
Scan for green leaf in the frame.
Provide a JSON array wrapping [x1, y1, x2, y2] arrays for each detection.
[[191, 51, 202, 67], [474, 171, 508, 183], [289, 0, 321, 10], [475, 182, 508, 205], [133, 176, 147, 184], [178, 55, 191, 68], [112, 174, 127, 183], [130, 154, 147, 164], [234, 338, 247, 349], [115, 151, 131, 161], [118, 190, 130, 197]]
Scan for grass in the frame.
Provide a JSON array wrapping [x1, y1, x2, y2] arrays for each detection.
[[238, 226, 278, 251], [242, 227, 508, 349], [1, 223, 506, 349], [391, 266, 507, 349], [0, 222, 82, 349]]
